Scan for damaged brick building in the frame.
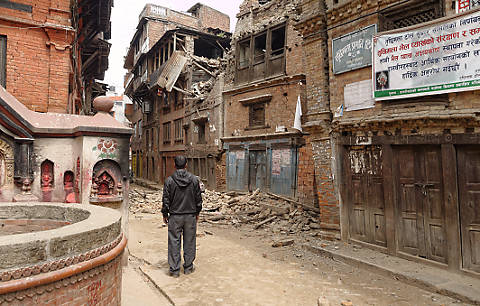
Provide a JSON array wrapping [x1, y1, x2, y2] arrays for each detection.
[[0, 0, 113, 114], [296, 0, 480, 274], [222, 0, 315, 201], [125, 3, 230, 188]]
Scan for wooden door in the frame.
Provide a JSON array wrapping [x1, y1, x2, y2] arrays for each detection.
[[395, 146, 447, 263], [458, 146, 480, 273], [347, 146, 387, 247], [249, 150, 266, 192]]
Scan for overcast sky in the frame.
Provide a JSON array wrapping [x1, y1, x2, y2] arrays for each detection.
[[103, 1, 243, 94]]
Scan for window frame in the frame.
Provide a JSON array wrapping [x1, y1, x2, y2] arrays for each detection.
[[248, 102, 266, 128], [197, 122, 206, 144], [174, 118, 183, 142], [235, 23, 286, 84], [163, 122, 171, 144]]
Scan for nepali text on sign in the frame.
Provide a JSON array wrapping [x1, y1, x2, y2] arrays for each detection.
[[373, 10, 480, 100], [333, 24, 377, 74]]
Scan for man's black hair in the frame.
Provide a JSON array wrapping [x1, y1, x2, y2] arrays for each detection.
[[174, 155, 187, 169]]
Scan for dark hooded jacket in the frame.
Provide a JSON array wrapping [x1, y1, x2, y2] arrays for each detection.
[[161, 169, 202, 217]]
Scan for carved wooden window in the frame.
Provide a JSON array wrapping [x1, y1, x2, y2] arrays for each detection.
[[379, 0, 443, 31], [146, 130, 150, 150], [269, 25, 286, 77], [235, 24, 286, 84], [153, 50, 160, 71], [158, 126, 161, 147], [238, 40, 251, 69], [0, 36, 5, 88], [174, 118, 183, 142], [254, 33, 266, 64], [197, 122, 206, 144], [163, 122, 171, 143]]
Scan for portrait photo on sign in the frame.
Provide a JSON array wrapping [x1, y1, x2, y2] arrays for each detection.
[[376, 71, 389, 90]]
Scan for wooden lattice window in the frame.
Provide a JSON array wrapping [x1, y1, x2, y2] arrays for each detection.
[[174, 118, 183, 142], [163, 122, 171, 143], [197, 122, 206, 144], [235, 24, 286, 84], [379, 0, 443, 31]]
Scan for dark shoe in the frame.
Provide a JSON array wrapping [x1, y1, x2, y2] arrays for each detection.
[[168, 271, 179, 278], [184, 266, 195, 275]]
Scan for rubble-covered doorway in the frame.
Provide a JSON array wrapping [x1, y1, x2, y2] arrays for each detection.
[[457, 146, 480, 273], [394, 146, 447, 264], [248, 150, 266, 192], [346, 146, 386, 247]]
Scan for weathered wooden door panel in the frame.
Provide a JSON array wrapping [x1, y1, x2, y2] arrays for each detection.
[[458, 146, 480, 273], [347, 146, 386, 247], [423, 148, 446, 262], [396, 147, 422, 254], [350, 176, 367, 240], [395, 146, 446, 264], [249, 150, 266, 192], [372, 176, 387, 245]]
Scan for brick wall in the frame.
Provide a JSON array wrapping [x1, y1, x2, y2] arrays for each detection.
[[0, 1, 74, 113], [1, 25, 72, 113], [285, 22, 306, 77], [194, 5, 230, 32], [296, 136, 317, 207], [311, 138, 339, 228], [224, 81, 303, 138], [302, 31, 330, 121]]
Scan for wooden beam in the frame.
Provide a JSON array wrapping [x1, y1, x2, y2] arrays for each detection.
[[172, 85, 195, 96], [192, 61, 215, 76], [216, 40, 226, 54], [81, 49, 99, 74]]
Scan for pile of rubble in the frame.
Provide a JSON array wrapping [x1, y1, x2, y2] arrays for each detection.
[[200, 189, 322, 235], [129, 186, 323, 235]]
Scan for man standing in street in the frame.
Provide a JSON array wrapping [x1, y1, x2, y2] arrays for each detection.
[[162, 155, 203, 277]]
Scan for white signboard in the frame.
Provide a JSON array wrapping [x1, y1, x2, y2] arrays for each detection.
[[373, 10, 480, 100], [344, 79, 375, 111]]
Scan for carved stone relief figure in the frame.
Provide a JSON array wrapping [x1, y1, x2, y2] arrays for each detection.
[[0, 139, 14, 188], [41, 160, 54, 190]]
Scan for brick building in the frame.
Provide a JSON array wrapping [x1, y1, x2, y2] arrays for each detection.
[[222, 0, 315, 202], [0, 0, 113, 114], [296, 0, 480, 274], [125, 3, 230, 188]]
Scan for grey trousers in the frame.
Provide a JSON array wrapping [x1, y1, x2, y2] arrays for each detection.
[[167, 214, 197, 273]]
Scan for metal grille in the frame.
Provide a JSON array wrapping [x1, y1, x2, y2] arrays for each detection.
[[393, 9, 436, 29]]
